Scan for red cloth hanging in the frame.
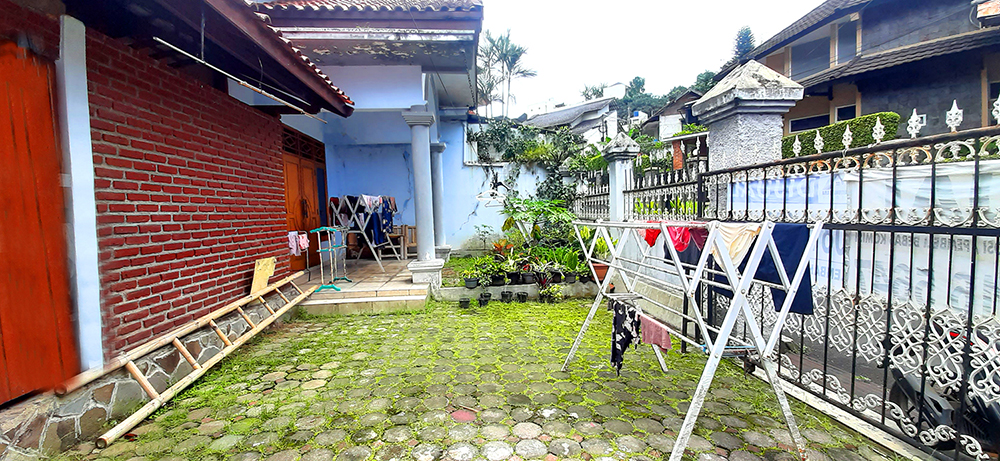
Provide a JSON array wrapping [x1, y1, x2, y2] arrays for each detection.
[[667, 227, 691, 252], [690, 227, 708, 250]]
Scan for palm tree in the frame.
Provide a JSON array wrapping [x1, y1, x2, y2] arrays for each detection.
[[498, 40, 536, 117], [476, 30, 536, 118]]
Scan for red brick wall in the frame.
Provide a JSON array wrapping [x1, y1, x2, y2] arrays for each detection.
[[1, 1, 293, 360]]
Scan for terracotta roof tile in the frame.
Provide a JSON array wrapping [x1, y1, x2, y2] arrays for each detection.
[[259, 0, 482, 12]]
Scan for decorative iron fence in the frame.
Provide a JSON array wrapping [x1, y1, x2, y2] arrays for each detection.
[[624, 133, 707, 222], [574, 170, 610, 221], [698, 126, 1000, 461]]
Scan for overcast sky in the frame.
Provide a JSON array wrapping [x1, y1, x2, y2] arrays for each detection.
[[480, 0, 824, 116]]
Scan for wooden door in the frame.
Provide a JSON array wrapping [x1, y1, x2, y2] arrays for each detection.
[[283, 155, 321, 271], [0, 42, 79, 404]]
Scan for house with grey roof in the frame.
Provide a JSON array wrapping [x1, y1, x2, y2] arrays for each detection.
[[716, 0, 1000, 136], [523, 97, 618, 145]]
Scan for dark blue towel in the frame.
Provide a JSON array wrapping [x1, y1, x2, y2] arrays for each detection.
[[710, 223, 814, 315]]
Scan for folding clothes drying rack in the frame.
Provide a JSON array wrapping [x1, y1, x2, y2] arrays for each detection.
[[331, 196, 403, 272], [564, 220, 824, 461], [310, 226, 350, 292]]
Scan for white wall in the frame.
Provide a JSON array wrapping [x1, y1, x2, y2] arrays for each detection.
[[321, 65, 424, 110]]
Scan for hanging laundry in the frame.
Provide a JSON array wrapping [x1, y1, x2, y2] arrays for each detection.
[[640, 221, 662, 247], [664, 237, 704, 266], [639, 313, 672, 353], [711, 223, 761, 266], [288, 232, 300, 256], [610, 299, 641, 375], [297, 233, 309, 251], [690, 227, 709, 250], [666, 227, 692, 252], [755, 223, 815, 315], [361, 194, 381, 212]]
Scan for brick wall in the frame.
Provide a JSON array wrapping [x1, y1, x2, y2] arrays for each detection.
[[0, 1, 293, 361]]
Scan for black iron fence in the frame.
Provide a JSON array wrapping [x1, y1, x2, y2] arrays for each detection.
[[690, 126, 1000, 461]]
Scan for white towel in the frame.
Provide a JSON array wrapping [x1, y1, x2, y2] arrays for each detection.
[[288, 232, 300, 256]]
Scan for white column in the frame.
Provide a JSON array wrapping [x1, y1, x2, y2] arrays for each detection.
[[603, 133, 641, 222], [57, 15, 103, 370], [430, 142, 450, 261], [402, 106, 444, 286]]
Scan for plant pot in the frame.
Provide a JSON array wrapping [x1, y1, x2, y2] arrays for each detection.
[[501, 291, 513, 303], [549, 272, 563, 284], [506, 272, 521, 285], [593, 263, 609, 282], [490, 275, 506, 287], [564, 274, 577, 284], [478, 292, 492, 307], [458, 298, 471, 309], [464, 278, 479, 289], [516, 292, 528, 303], [580, 275, 593, 284], [539, 294, 551, 304], [521, 272, 536, 284]]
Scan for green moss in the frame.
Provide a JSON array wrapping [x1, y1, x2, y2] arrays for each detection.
[[782, 112, 901, 158]]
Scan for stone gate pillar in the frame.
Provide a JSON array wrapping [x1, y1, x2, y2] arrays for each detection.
[[603, 133, 640, 222], [692, 60, 803, 171]]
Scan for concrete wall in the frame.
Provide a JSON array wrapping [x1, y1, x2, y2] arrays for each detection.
[[321, 65, 424, 110], [859, 52, 983, 135], [325, 143, 417, 227], [862, 0, 977, 54]]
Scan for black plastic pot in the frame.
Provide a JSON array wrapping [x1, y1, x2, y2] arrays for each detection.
[[550, 272, 563, 284], [501, 291, 513, 303], [506, 272, 521, 285], [521, 272, 536, 284], [580, 275, 593, 284], [564, 274, 577, 283], [478, 292, 492, 307], [490, 275, 506, 286], [464, 278, 479, 289], [458, 298, 471, 309], [516, 292, 528, 303]]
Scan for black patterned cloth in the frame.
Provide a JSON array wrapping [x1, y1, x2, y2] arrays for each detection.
[[610, 299, 641, 375]]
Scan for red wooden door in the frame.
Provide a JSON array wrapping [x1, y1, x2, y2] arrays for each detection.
[[0, 42, 79, 404]]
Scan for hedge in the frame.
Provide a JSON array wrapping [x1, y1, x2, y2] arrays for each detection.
[[781, 112, 900, 158]]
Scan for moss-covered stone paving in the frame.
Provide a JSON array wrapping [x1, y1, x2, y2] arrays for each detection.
[[57, 300, 901, 461]]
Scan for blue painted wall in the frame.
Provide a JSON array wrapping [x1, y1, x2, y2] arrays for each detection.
[[325, 143, 417, 227]]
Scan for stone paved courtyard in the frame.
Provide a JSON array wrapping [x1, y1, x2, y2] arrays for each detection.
[[55, 300, 901, 461]]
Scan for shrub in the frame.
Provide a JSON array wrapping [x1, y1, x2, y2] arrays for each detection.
[[781, 112, 900, 158]]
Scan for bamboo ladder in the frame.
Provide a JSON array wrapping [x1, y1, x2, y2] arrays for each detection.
[[56, 271, 318, 448]]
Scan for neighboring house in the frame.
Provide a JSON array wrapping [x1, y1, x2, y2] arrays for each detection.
[[717, 0, 1000, 135], [641, 90, 702, 140], [0, 0, 355, 446], [254, 0, 513, 264], [523, 97, 619, 145]]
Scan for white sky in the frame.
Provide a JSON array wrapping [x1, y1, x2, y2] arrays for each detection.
[[480, 0, 824, 117]]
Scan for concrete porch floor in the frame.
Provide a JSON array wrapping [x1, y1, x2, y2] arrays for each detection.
[[295, 259, 429, 315]]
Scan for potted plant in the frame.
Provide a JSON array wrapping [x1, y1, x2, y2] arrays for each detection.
[[515, 292, 529, 303], [502, 256, 521, 285], [520, 262, 536, 284], [458, 297, 471, 309], [539, 284, 564, 303], [461, 267, 480, 289], [580, 227, 614, 283], [501, 290, 513, 303]]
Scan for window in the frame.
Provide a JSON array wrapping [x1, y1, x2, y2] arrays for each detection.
[[790, 114, 830, 133], [837, 21, 858, 65], [791, 38, 831, 80], [836, 105, 857, 122], [990, 82, 1000, 116]]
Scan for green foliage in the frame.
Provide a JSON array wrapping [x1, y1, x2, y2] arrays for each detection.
[[734, 26, 756, 59], [577, 226, 616, 260], [581, 83, 607, 101], [625, 76, 646, 99], [474, 225, 494, 249], [692, 71, 717, 94], [467, 119, 541, 163], [478, 30, 537, 117], [666, 85, 689, 101], [502, 198, 576, 248], [781, 112, 901, 158], [672, 123, 708, 137], [539, 284, 565, 302], [536, 176, 578, 204]]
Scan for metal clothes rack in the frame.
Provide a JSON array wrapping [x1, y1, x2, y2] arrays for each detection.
[[332, 196, 403, 272], [310, 226, 350, 291], [564, 219, 824, 461]]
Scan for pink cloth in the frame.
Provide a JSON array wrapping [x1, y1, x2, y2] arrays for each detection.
[[667, 227, 691, 252], [288, 232, 300, 256], [639, 313, 672, 352], [297, 234, 309, 251]]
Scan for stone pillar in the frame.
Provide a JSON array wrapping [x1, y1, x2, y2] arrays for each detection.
[[430, 142, 450, 262], [402, 106, 444, 285], [691, 60, 803, 171], [603, 133, 641, 222]]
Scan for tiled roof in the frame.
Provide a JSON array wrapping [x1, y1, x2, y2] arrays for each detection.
[[798, 27, 1000, 88], [524, 98, 614, 129], [259, 0, 482, 12], [718, 0, 870, 78]]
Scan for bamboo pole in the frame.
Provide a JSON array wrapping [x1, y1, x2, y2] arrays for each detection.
[[124, 361, 159, 400], [236, 307, 256, 328], [209, 320, 233, 347], [96, 285, 317, 449], [172, 338, 201, 370], [56, 271, 305, 395]]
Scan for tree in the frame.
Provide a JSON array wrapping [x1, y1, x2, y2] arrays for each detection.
[[733, 26, 756, 60], [581, 83, 607, 101], [665, 85, 688, 101], [625, 76, 646, 99], [692, 71, 717, 94], [476, 30, 536, 118]]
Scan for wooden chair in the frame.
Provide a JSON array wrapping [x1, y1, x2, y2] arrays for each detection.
[[380, 225, 406, 260], [403, 225, 417, 259]]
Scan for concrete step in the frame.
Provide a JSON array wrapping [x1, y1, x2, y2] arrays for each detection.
[[300, 294, 427, 316], [307, 283, 428, 300]]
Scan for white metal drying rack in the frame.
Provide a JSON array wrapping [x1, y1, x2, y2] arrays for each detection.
[[564, 219, 824, 461], [333, 196, 403, 272]]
